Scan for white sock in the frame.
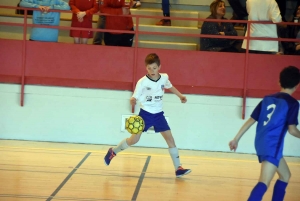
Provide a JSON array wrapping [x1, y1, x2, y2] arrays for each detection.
[[113, 138, 129, 154], [169, 147, 181, 170]]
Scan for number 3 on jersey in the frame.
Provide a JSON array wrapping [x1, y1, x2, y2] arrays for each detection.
[[264, 104, 276, 126]]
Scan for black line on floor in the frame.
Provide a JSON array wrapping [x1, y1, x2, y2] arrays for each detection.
[[46, 152, 91, 201], [131, 156, 151, 201]]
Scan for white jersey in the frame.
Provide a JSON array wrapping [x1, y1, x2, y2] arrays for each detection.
[[132, 73, 172, 114]]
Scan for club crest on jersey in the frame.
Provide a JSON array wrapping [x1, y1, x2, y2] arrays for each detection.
[[161, 85, 164, 91], [146, 96, 152, 102]]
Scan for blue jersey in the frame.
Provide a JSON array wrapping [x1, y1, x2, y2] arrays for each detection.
[[251, 92, 299, 159]]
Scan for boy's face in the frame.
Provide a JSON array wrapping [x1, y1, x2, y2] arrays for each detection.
[[146, 63, 161, 80]]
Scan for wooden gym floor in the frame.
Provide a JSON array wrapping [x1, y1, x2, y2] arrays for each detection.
[[0, 140, 299, 201]]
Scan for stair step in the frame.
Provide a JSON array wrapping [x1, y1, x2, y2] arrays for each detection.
[[135, 24, 200, 43], [130, 8, 199, 27], [134, 40, 198, 50]]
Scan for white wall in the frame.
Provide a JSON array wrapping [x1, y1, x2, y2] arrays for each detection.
[[0, 83, 300, 157]]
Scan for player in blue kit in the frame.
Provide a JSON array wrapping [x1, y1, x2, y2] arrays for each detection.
[[104, 53, 191, 178], [229, 66, 300, 201]]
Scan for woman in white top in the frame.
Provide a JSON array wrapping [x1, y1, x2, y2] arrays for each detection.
[[242, 0, 282, 53]]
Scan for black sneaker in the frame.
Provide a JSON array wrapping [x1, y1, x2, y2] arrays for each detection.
[[175, 166, 191, 178]]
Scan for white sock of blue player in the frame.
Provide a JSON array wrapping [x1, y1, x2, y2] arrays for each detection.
[[113, 138, 129, 154], [248, 182, 267, 201], [272, 180, 288, 201], [169, 147, 181, 169]]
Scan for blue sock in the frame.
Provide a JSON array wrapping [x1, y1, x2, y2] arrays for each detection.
[[248, 182, 268, 201], [272, 180, 288, 201]]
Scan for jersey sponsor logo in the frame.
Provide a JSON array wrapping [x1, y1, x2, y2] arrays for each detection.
[[154, 96, 163, 101], [146, 87, 151, 90], [146, 96, 152, 102]]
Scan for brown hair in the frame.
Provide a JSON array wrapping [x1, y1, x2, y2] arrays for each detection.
[[210, 0, 225, 18], [145, 53, 160, 66]]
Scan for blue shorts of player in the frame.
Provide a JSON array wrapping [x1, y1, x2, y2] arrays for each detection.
[[139, 109, 170, 133], [258, 155, 281, 167]]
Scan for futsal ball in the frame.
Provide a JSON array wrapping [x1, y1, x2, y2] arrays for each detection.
[[125, 115, 145, 135]]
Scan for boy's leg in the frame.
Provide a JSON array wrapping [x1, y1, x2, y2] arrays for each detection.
[[248, 161, 277, 201], [160, 130, 191, 177], [272, 158, 291, 201], [104, 134, 142, 166]]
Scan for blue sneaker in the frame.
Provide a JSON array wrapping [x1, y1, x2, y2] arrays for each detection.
[[175, 166, 191, 178], [104, 148, 116, 166]]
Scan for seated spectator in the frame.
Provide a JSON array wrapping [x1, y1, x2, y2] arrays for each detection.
[[69, 0, 99, 44], [200, 0, 240, 52], [242, 0, 282, 54], [19, 0, 70, 42], [101, 0, 134, 47], [279, 6, 300, 55]]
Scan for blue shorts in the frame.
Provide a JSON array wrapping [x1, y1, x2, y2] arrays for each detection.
[[258, 155, 281, 167], [139, 109, 170, 133]]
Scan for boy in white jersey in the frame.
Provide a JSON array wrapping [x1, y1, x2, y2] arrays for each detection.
[[104, 53, 191, 177]]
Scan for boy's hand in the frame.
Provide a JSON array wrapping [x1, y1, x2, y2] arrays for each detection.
[[180, 96, 187, 103], [130, 97, 136, 106], [229, 139, 238, 152]]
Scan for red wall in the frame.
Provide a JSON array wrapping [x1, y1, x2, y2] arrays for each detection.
[[1, 38, 299, 100]]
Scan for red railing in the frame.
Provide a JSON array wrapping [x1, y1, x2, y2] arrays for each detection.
[[0, 5, 299, 119]]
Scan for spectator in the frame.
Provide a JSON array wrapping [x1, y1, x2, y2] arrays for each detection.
[[242, 0, 282, 54], [156, 0, 171, 26], [69, 0, 99, 44], [200, 0, 240, 52], [279, 5, 300, 55], [101, 0, 134, 47], [19, 0, 70, 42]]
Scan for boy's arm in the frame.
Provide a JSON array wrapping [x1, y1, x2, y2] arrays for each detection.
[[229, 117, 256, 151], [288, 125, 300, 138], [168, 86, 187, 103], [130, 80, 143, 106]]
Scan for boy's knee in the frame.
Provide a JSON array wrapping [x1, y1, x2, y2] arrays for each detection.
[[279, 172, 291, 183]]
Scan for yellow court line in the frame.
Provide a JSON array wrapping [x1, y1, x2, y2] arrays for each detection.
[[0, 146, 299, 166]]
